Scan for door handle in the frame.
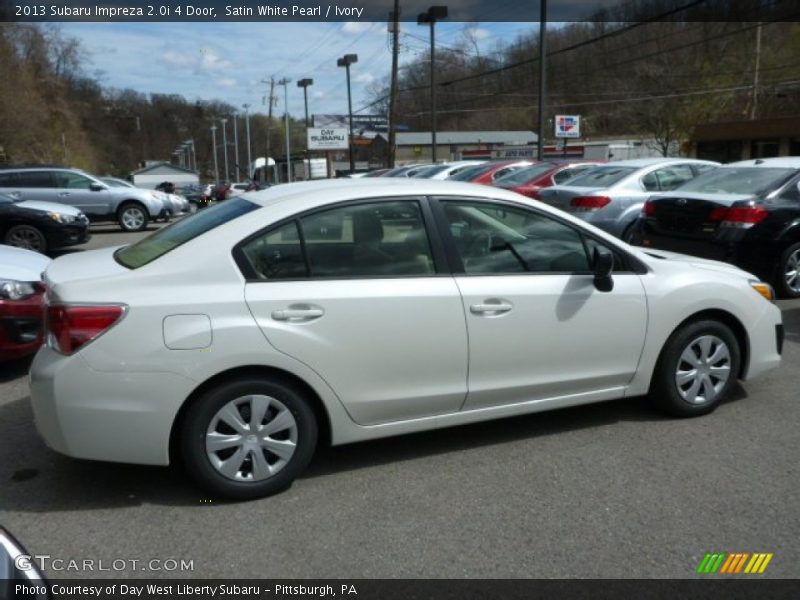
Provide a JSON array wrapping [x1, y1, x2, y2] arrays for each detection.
[[271, 308, 324, 321], [470, 301, 513, 315]]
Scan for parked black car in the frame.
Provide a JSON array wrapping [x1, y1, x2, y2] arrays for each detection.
[[0, 192, 90, 253], [636, 157, 800, 297]]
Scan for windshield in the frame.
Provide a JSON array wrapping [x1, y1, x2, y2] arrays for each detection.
[[494, 163, 556, 187], [563, 166, 638, 188], [675, 167, 796, 195], [115, 197, 259, 269], [448, 163, 494, 181]]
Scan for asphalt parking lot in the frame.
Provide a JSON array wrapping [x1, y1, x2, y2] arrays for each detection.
[[1, 223, 799, 579]]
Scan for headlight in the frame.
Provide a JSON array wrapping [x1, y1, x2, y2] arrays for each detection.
[[0, 280, 37, 300], [749, 280, 774, 302], [47, 212, 77, 224]]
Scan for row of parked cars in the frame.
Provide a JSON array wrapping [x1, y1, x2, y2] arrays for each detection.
[[363, 155, 800, 298], [0, 165, 191, 254]]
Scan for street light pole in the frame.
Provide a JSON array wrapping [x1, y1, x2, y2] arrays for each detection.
[[337, 54, 358, 173], [220, 118, 230, 182], [233, 112, 240, 181], [242, 104, 252, 178], [297, 78, 313, 180], [210, 125, 219, 183], [418, 6, 448, 163], [278, 77, 292, 182], [537, 0, 547, 161]]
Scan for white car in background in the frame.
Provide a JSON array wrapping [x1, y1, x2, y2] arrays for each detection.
[[30, 179, 781, 499]]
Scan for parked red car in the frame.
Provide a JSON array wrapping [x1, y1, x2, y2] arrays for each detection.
[[0, 245, 50, 361], [493, 160, 605, 199], [448, 160, 535, 185]]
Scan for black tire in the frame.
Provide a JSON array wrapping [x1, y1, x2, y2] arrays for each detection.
[[4, 224, 48, 253], [650, 319, 740, 417], [180, 377, 318, 500], [775, 242, 800, 299], [117, 202, 149, 232], [622, 220, 639, 245]]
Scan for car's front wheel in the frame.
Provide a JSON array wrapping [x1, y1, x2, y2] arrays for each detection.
[[650, 319, 740, 417], [180, 377, 318, 499], [117, 202, 149, 232], [4, 224, 47, 253]]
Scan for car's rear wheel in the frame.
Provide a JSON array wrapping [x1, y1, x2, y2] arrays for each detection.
[[4, 224, 47, 253], [117, 202, 149, 232], [180, 377, 318, 499], [776, 242, 800, 298], [650, 320, 740, 417]]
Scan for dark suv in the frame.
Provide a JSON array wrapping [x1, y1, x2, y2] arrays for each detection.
[[636, 157, 800, 297]]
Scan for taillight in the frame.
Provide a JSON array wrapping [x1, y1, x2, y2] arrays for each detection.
[[570, 196, 611, 210], [643, 200, 657, 217], [709, 205, 769, 228], [46, 304, 126, 355]]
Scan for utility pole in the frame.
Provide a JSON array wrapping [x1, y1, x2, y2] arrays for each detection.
[[418, 6, 448, 163], [751, 22, 762, 120], [278, 77, 292, 182], [537, 0, 547, 161], [242, 104, 252, 178], [220, 118, 229, 182], [232, 112, 240, 180], [210, 125, 219, 183], [297, 78, 313, 180], [388, 2, 400, 168], [262, 77, 276, 181]]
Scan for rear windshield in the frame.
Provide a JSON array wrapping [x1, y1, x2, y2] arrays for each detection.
[[448, 163, 495, 181], [115, 197, 259, 269], [675, 167, 796, 195], [494, 163, 556, 186], [562, 166, 638, 188], [410, 164, 450, 178]]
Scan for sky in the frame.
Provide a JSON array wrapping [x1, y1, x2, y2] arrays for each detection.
[[60, 21, 536, 120]]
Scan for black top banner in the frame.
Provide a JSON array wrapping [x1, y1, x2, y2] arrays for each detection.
[[1, 0, 799, 22]]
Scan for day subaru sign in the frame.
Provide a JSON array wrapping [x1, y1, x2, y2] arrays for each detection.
[[555, 115, 581, 138], [307, 127, 349, 150]]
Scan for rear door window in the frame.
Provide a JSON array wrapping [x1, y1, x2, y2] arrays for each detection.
[[16, 171, 54, 188]]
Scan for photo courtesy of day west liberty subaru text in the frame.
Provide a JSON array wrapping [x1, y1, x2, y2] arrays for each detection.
[[4, 0, 799, 22]]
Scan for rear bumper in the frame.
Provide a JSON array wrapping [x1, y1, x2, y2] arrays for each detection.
[[30, 346, 196, 465], [0, 294, 45, 361]]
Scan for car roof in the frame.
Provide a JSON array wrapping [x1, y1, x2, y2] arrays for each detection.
[[725, 157, 800, 169], [601, 158, 716, 167], [239, 178, 525, 208]]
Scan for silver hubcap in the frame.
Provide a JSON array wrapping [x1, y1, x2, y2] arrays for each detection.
[[8, 227, 43, 251], [121, 207, 145, 229], [205, 395, 298, 482], [675, 335, 731, 405], [784, 249, 800, 293]]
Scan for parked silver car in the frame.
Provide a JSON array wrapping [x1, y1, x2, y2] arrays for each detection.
[[537, 158, 719, 241], [0, 167, 167, 232]]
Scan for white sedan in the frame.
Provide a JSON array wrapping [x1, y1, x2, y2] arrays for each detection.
[[30, 179, 782, 499]]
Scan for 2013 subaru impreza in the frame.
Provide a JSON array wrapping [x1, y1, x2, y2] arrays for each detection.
[[30, 179, 783, 499]]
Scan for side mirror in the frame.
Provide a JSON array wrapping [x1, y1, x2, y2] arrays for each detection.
[[0, 527, 49, 598], [89, 182, 105, 192], [592, 246, 614, 292]]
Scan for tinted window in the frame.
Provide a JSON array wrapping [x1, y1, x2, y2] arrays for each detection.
[[53, 171, 93, 189], [442, 201, 590, 274], [449, 163, 493, 181], [653, 164, 695, 191], [240, 200, 436, 280], [17, 171, 53, 188], [115, 197, 259, 269], [494, 163, 556, 187], [553, 165, 593, 185], [563, 166, 638, 188], [0, 172, 17, 186], [676, 167, 796, 195], [778, 180, 800, 202]]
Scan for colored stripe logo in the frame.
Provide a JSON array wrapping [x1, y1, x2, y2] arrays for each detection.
[[696, 552, 773, 574]]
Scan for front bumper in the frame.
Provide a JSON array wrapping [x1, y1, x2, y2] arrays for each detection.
[[30, 347, 196, 465], [45, 223, 91, 249]]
